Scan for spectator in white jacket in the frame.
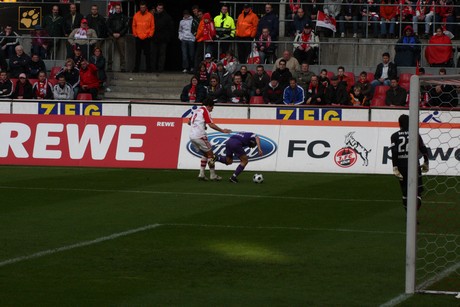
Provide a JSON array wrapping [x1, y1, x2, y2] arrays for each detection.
[[179, 10, 196, 73], [53, 75, 73, 100]]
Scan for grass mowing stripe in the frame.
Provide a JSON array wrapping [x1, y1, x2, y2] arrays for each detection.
[[164, 223, 459, 238], [0, 185, 453, 204], [0, 224, 161, 268]]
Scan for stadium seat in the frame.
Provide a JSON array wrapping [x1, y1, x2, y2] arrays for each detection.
[[266, 70, 272, 77], [76, 93, 93, 101], [371, 85, 390, 106], [344, 72, 355, 91], [50, 66, 61, 79], [29, 79, 39, 86], [48, 78, 58, 86], [250, 96, 264, 104], [366, 72, 375, 83], [10, 78, 18, 87], [327, 71, 334, 79], [399, 73, 412, 91]]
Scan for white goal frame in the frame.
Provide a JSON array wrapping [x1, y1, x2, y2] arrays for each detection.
[[406, 74, 460, 295]]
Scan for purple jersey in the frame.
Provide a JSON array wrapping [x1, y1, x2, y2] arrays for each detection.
[[226, 132, 256, 158]]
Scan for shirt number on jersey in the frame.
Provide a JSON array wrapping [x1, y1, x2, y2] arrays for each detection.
[[398, 136, 408, 154]]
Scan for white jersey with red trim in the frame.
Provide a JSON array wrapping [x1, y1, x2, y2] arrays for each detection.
[[189, 106, 213, 139]]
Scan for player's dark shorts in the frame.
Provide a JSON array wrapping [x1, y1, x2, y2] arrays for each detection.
[[226, 139, 246, 158], [398, 166, 423, 197]]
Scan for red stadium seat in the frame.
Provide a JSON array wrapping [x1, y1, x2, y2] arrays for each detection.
[[327, 71, 334, 79], [366, 72, 375, 83], [266, 70, 272, 77], [29, 79, 39, 86], [399, 73, 412, 91], [76, 93, 93, 101], [371, 85, 390, 106], [48, 78, 58, 86], [344, 72, 355, 91], [250, 96, 264, 104], [50, 66, 61, 79]]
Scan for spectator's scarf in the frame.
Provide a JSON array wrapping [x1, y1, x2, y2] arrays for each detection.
[[300, 32, 312, 50], [74, 27, 88, 39], [257, 34, 271, 49], [307, 81, 319, 93], [36, 80, 49, 98], [198, 71, 207, 82], [188, 84, 196, 102]]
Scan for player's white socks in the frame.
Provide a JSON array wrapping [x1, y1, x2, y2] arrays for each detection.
[[200, 157, 207, 176]]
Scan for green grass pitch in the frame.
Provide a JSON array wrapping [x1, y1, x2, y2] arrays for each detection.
[[0, 166, 458, 306]]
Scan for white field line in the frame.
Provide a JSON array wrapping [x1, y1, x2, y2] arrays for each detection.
[[380, 260, 460, 306], [0, 222, 457, 271], [0, 185, 454, 204], [0, 224, 161, 268]]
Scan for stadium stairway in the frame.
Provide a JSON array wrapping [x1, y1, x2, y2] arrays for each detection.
[[104, 72, 191, 101]]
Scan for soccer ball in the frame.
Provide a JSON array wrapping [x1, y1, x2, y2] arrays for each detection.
[[253, 173, 264, 184]]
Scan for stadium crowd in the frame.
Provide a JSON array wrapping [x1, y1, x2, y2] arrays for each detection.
[[0, 1, 458, 106]]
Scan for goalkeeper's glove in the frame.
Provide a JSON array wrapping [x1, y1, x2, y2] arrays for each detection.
[[393, 166, 403, 180], [421, 162, 429, 173]]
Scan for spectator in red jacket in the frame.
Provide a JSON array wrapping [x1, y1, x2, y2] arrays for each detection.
[[380, 0, 397, 38], [78, 59, 100, 99], [425, 27, 453, 67]]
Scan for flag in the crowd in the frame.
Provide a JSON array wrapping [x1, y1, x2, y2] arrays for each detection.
[[316, 11, 337, 33], [108, 1, 121, 15]]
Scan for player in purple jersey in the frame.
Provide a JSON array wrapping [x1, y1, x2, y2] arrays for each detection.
[[212, 132, 263, 183]]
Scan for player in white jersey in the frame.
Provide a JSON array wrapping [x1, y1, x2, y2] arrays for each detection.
[[189, 98, 232, 181]]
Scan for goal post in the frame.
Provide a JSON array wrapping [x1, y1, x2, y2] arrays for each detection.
[[406, 74, 460, 295]]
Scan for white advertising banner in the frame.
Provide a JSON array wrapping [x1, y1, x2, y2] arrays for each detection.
[[370, 108, 408, 122], [0, 100, 10, 113], [370, 108, 460, 124], [103, 104, 129, 116], [131, 104, 248, 119], [12, 101, 37, 114], [249, 106, 369, 121], [177, 120, 459, 176]]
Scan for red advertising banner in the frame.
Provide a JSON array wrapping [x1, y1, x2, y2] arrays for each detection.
[[0, 114, 182, 169]]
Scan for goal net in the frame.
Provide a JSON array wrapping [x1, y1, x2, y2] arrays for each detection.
[[407, 74, 460, 295]]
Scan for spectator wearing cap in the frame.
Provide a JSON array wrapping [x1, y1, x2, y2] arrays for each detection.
[[0, 71, 14, 98], [283, 77, 305, 105], [86, 4, 108, 49], [78, 59, 100, 100], [324, 75, 350, 105], [32, 71, 53, 100], [72, 45, 84, 69], [235, 4, 259, 64], [203, 53, 217, 74], [12, 73, 33, 99], [152, 3, 174, 73], [107, 3, 129, 72], [68, 18, 98, 60], [214, 4, 235, 55], [293, 23, 319, 65], [132, 2, 155, 73], [195, 12, 216, 69], [179, 10, 196, 73], [263, 77, 284, 104], [42, 5, 65, 58], [9, 45, 30, 79]]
